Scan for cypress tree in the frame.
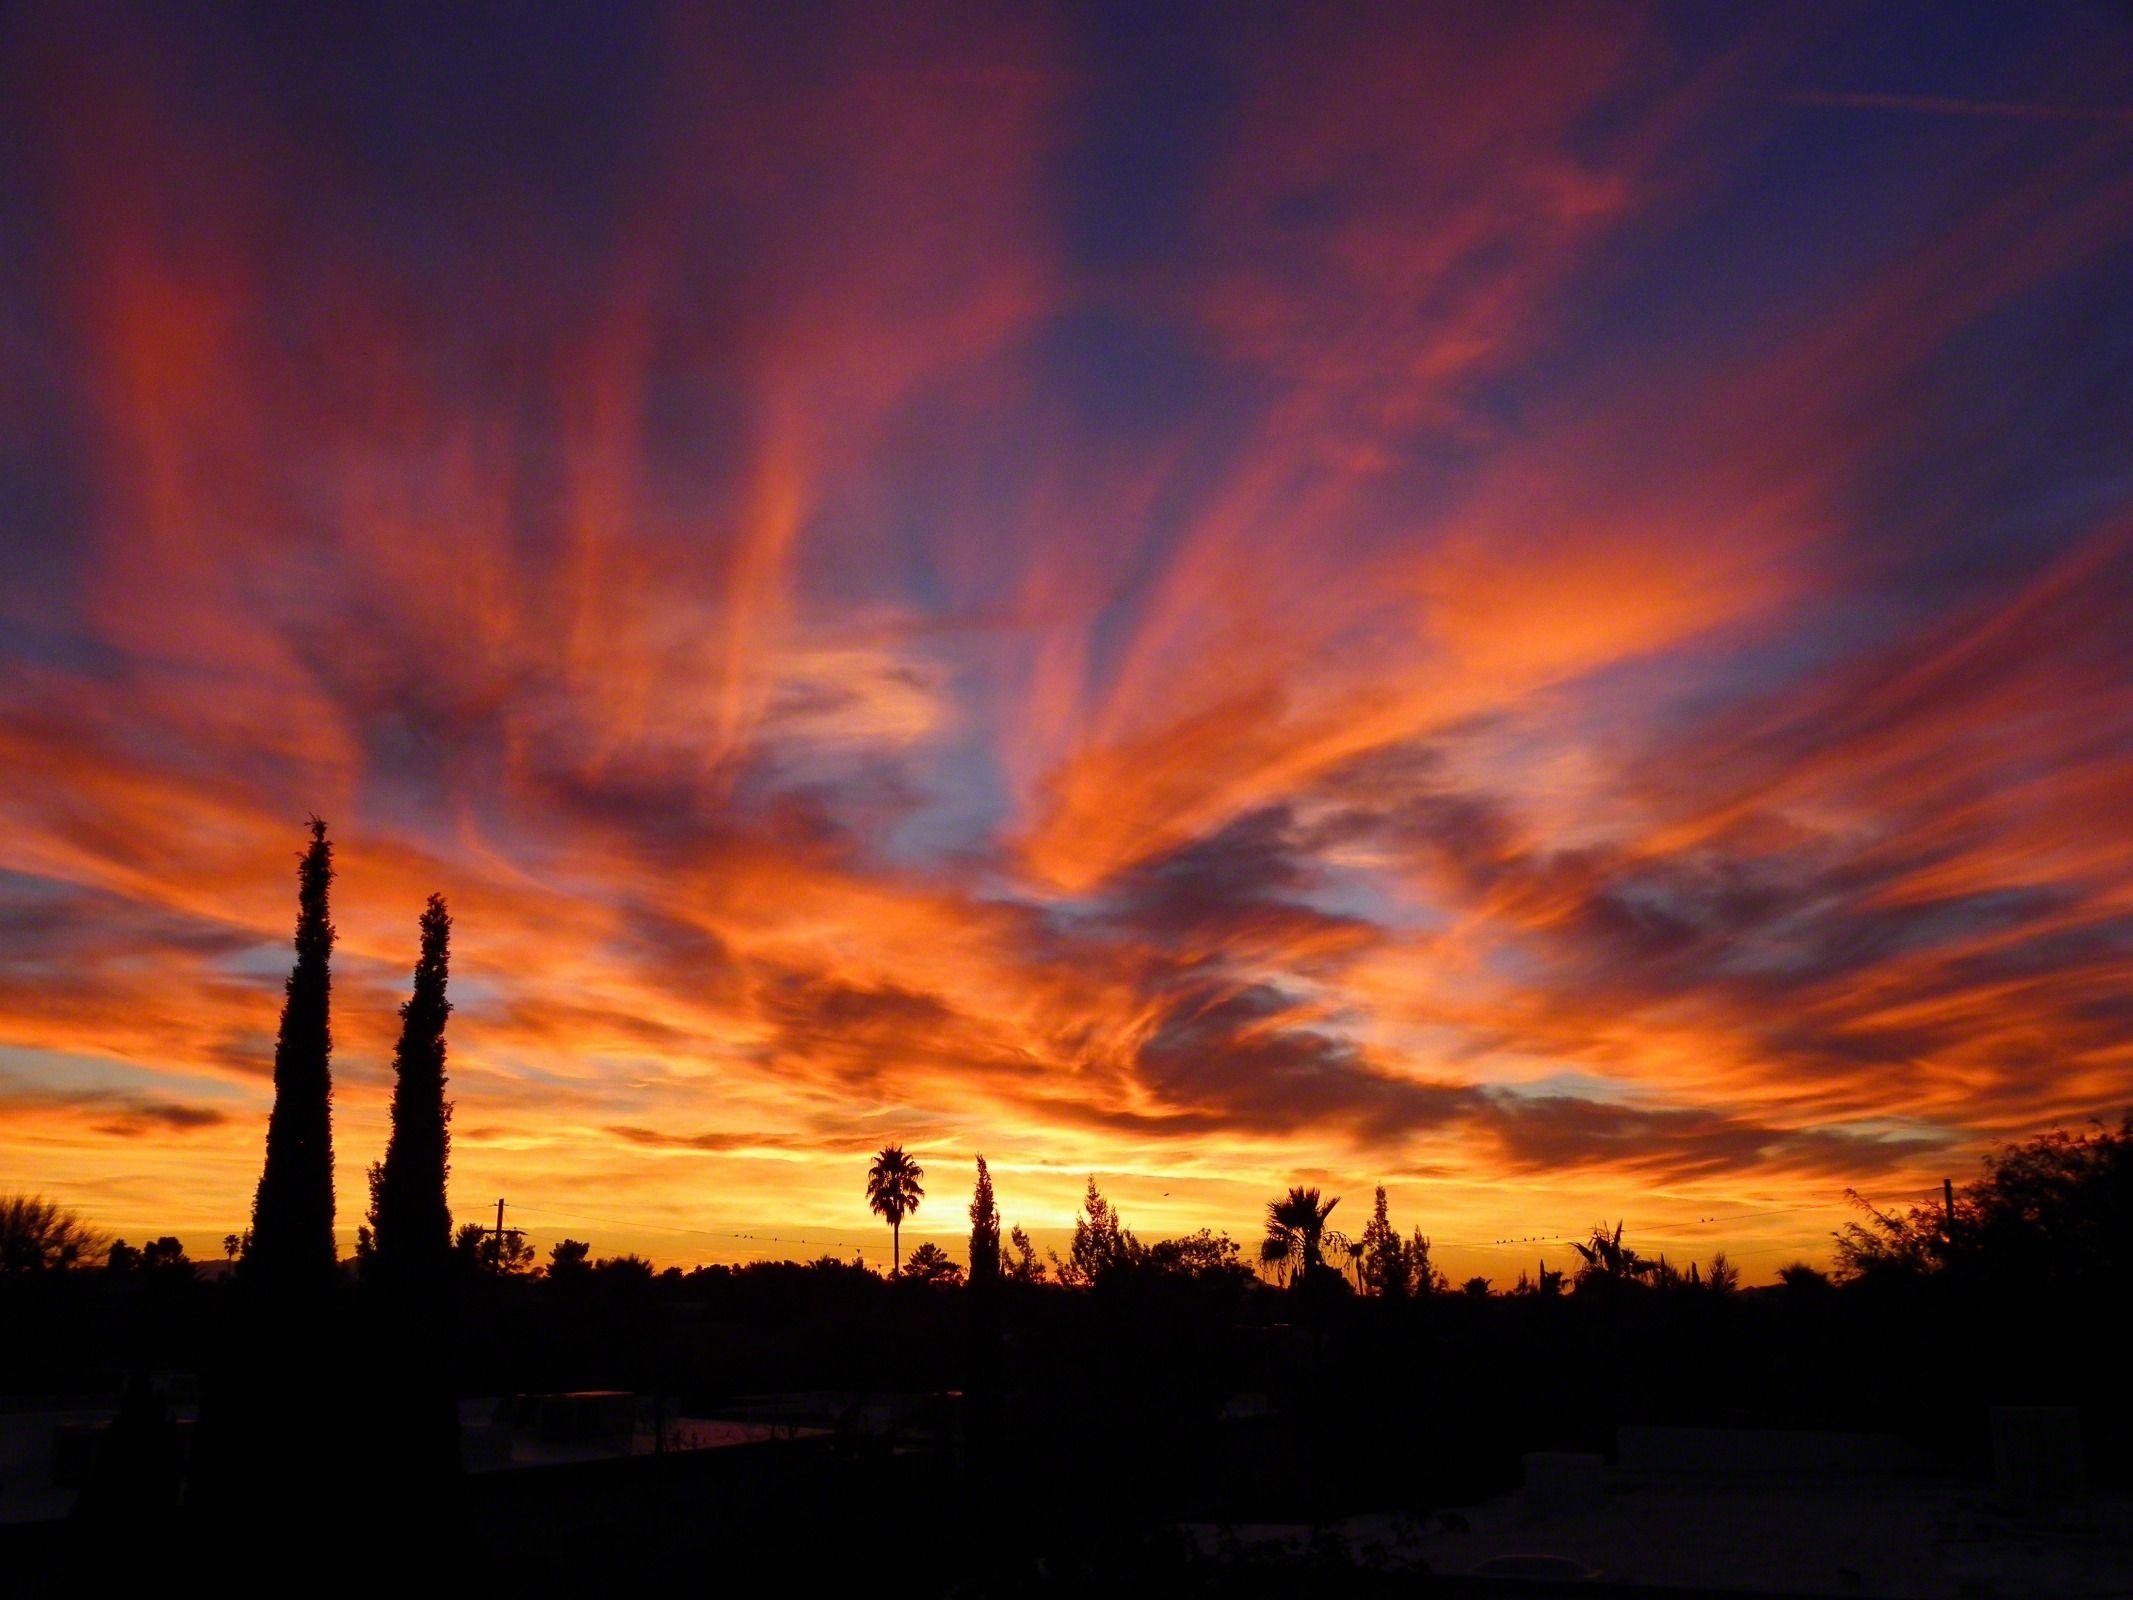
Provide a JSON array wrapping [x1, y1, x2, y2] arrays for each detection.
[[371, 894, 454, 1287], [965, 1156, 1006, 1467], [358, 893, 462, 1513], [969, 1155, 1000, 1287], [248, 817, 337, 1293]]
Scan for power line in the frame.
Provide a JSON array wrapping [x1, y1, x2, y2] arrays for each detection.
[[504, 1201, 865, 1253]]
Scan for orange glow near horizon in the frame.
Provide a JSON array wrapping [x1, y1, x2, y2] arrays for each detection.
[[4, 9, 2132, 1284]]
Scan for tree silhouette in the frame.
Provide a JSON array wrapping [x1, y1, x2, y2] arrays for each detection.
[[1571, 1220, 1652, 1293], [1513, 1258, 1565, 1297], [455, 1221, 532, 1275], [95, 1235, 186, 1274], [1410, 1227, 1446, 1295], [866, 1145, 924, 1273], [1778, 1260, 1832, 1293], [222, 1233, 241, 1270], [1006, 1224, 1045, 1283], [1260, 1186, 1339, 1287], [593, 1252, 655, 1282], [353, 1163, 383, 1273], [369, 894, 454, 1288], [141, 1237, 189, 1272], [549, 1238, 592, 1279], [1143, 1229, 1249, 1280], [1358, 1187, 1408, 1298], [902, 1242, 963, 1284], [248, 817, 337, 1295], [968, 1156, 1000, 1288], [1059, 1177, 1139, 1285], [1838, 1115, 2132, 1293], [0, 1195, 102, 1272]]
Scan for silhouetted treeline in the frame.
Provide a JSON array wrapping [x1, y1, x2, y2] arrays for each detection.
[[16, 1119, 2133, 1462], [10, 1116, 2133, 1594], [9, 818, 2130, 1590]]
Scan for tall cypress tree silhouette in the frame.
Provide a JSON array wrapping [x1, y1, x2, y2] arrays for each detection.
[[357, 892, 463, 1515], [193, 820, 343, 1553], [969, 1155, 1000, 1287], [965, 1155, 1006, 1473], [248, 817, 337, 1293], [371, 894, 454, 1287]]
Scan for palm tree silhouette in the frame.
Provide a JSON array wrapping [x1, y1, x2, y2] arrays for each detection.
[[1260, 1185, 1340, 1286], [1572, 1220, 1653, 1291], [866, 1145, 924, 1274]]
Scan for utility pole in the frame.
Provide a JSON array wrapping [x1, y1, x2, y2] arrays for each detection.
[[1943, 1178, 1955, 1228], [488, 1196, 507, 1273]]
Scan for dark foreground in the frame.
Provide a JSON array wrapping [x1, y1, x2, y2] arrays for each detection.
[[4, 1245, 2131, 1596]]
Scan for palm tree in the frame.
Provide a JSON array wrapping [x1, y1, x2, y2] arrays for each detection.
[[866, 1145, 924, 1274], [1260, 1185, 1339, 1286], [1572, 1220, 1654, 1292]]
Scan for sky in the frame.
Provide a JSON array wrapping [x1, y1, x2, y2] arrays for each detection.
[[3, 5, 2132, 1282]]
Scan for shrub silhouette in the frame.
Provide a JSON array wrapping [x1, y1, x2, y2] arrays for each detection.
[[1778, 1260, 1833, 1293], [903, 1242, 963, 1283], [1838, 1114, 2133, 1292], [0, 1195, 102, 1272], [1512, 1259, 1564, 1297]]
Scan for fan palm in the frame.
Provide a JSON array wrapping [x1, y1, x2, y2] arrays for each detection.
[[866, 1145, 925, 1273], [1260, 1185, 1340, 1286]]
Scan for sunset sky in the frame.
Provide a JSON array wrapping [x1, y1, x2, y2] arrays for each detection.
[[4, 6, 2131, 1280]]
